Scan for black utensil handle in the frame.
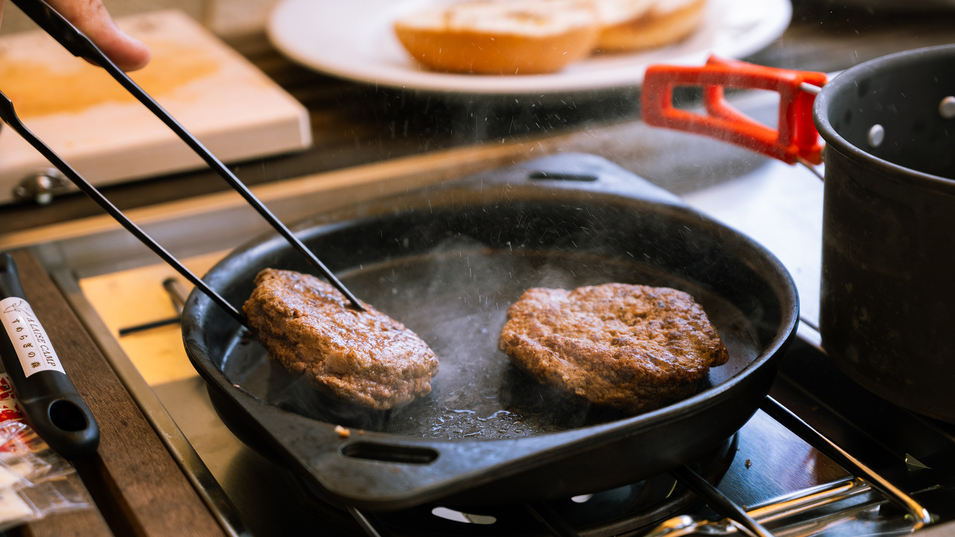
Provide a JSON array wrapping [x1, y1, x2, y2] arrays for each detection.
[[0, 253, 99, 459]]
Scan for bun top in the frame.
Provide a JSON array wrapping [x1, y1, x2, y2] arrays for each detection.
[[593, 0, 702, 25], [649, 0, 705, 16], [592, 0, 655, 25], [395, 0, 600, 37]]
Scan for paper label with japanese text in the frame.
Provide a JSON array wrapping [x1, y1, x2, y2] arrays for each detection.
[[0, 298, 64, 378]]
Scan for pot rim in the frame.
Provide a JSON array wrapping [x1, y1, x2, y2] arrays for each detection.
[[813, 44, 955, 190]]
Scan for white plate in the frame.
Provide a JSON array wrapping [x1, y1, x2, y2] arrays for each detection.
[[267, 0, 792, 96]]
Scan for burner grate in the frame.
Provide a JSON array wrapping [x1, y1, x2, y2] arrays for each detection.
[[328, 375, 952, 537], [295, 436, 738, 537]]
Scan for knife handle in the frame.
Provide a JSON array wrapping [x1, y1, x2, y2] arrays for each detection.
[[0, 253, 99, 459]]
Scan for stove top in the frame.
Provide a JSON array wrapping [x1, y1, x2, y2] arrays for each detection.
[[22, 89, 955, 536], [143, 333, 954, 537]]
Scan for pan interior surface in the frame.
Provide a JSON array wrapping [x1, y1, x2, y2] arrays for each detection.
[[216, 204, 767, 441]]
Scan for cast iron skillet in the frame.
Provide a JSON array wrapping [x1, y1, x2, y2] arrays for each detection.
[[181, 153, 799, 511]]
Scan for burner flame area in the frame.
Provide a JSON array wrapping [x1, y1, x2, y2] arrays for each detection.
[[431, 507, 497, 525], [292, 435, 737, 537]]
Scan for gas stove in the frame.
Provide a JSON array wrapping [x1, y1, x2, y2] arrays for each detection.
[[140, 326, 955, 537], [12, 89, 955, 537]]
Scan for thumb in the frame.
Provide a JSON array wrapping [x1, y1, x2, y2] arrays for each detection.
[[45, 0, 151, 71]]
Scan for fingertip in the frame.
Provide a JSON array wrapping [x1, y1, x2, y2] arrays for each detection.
[[116, 36, 152, 72], [46, 0, 151, 72], [95, 29, 152, 72]]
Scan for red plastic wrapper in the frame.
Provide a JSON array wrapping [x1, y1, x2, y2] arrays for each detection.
[[0, 374, 24, 423]]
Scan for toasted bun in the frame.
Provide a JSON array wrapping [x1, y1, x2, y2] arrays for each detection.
[[393, 0, 601, 75], [595, 0, 707, 52]]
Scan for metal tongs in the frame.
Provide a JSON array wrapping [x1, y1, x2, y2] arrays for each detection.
[[0, 0, 365, 326]]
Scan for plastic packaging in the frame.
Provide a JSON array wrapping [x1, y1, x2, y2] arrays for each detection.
[[0, 386, 92, 530]]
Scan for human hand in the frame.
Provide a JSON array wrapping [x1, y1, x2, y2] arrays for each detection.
[[0, 0, 151, 71]]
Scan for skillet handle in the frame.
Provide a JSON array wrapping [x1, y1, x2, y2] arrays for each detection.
[[0, 253, 99, 459], [642, 55, 827, 165]]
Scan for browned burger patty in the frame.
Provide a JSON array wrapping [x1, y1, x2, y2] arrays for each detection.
[[243, 269, 439, 410], [498, 283, 728, 414]]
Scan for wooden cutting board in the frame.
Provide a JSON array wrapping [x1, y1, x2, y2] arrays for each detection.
[[0, 10, 311, 204]]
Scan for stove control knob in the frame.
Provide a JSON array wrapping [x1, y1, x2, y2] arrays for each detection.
[[12, 169, 70, 205]]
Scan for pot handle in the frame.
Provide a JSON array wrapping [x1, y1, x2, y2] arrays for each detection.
[[642, 56, 827, 165]]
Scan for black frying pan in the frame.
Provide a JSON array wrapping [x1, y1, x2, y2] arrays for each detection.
[[0, 0, 798, 513], [181, 153, 799, 511]]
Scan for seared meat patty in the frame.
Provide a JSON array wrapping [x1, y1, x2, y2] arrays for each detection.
[[243, 269, 439, 410], [499, 283, 728, 414]]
